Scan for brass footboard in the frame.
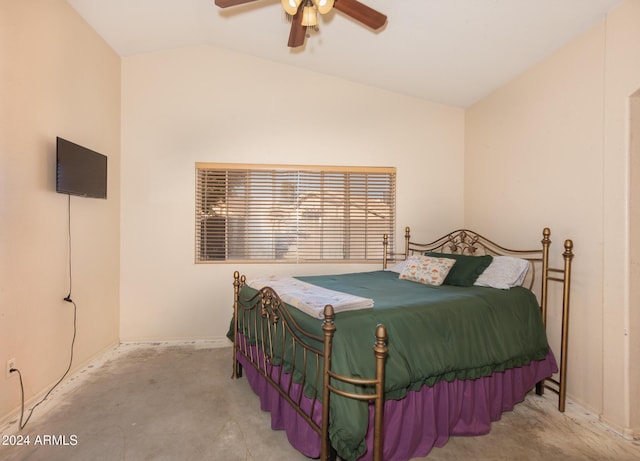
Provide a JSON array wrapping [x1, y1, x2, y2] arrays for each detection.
[[231, 271, 388, 461]]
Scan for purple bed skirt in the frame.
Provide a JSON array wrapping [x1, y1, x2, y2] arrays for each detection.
[[236, 348, 558, 461]]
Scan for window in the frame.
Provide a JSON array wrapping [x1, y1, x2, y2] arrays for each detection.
[[195, 163, 396, 263]]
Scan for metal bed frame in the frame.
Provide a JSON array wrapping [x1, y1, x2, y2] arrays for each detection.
[[231, 227, 574, 461]]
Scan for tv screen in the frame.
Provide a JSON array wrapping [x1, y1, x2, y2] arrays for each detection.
[[56, 137, 107, 199]]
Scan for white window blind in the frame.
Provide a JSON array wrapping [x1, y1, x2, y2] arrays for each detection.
[[195, 163, 396, 263]]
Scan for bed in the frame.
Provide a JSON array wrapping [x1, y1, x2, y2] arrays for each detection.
[[229, 227, 574, 461]]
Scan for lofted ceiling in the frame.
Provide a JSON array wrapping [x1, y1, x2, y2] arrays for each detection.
[[67, 0, 622, 107]]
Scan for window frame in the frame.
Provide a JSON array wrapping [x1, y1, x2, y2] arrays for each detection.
[[195, 162, 396, 264]]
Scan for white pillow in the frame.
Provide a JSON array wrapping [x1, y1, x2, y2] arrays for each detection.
[[398, 254, 456, 286], [474, 256, 530, 290], [387, 259, 409, 273]]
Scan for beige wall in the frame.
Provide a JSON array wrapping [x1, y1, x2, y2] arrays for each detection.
[[120, 45, 465, 341], [602, 0, 640, 437], [466, 0, 640, 437], [4, 0, 636, 440], [466, 16, 606, 413], [0, 0, 121, 423]]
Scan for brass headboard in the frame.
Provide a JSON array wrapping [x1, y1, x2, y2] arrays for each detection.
[[383, 226, 574, 412], [384, 227, 552, 290]]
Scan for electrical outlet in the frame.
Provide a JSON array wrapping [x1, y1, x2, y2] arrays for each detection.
[[6, 358, 16, 378]]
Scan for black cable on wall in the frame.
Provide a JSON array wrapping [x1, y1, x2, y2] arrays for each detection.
[[10, 194, 78, 430]]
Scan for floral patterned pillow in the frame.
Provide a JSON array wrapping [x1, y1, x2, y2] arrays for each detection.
[[398, 254, 456, 286]]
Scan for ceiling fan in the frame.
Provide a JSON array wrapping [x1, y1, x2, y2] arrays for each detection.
[[214, 0, 387, 48]]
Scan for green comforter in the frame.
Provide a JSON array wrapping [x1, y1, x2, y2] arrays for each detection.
[[235, 270, 550, 460]]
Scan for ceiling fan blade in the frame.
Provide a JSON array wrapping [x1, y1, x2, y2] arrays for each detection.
[[333, 0, 387, 30], [214, 0, 261, 8], [288, 9, 306, 48]]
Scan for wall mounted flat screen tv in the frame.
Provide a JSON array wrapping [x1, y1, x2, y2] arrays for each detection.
[[56, 137, 107, 199]]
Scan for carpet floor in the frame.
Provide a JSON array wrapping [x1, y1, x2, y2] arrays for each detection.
[[1, 343, 639, 461]]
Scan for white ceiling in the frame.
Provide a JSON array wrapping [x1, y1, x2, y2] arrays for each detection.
[[67, 0, 622, 107]]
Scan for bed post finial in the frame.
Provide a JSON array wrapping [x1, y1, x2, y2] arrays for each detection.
[[564, 239, 574, 254], [323, 304, 335, 326]]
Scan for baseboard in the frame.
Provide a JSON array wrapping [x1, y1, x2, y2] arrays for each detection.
[[0, 341, 120, 434], [556, 393, 639, 442], [623, 426, 640, 440], [599, 414, 640, 441], [118, 337, 232, 349]]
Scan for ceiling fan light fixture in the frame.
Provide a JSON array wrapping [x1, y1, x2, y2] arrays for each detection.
[[216, 0, 387, 48], [301, 4, 318, 27], [281, 0, 302, 16], [313, 0, 334, 15]]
